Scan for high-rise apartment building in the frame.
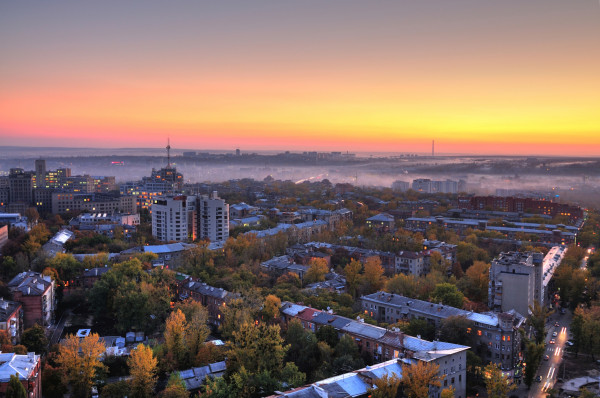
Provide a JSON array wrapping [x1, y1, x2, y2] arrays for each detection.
[[488, 251, 544, 316], [151, 196, 190, 242], [197, 191, 229, 242], [8, 169, 33, 205]]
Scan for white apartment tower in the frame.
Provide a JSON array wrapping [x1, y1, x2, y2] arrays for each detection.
[[151, 196, 189, 242], [489, 251, 544, 316], [198, 191, 229, 242]]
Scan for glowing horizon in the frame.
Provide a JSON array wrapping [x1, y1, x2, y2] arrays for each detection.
[[1, 1, 599, 156]]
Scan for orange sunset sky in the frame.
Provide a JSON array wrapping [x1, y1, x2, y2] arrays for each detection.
[[1, 1, 599, 155]]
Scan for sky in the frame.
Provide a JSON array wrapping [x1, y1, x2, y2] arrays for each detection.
[[1, 1, 599, 156]]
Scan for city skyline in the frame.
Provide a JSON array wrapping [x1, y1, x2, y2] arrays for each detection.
[[2, 1, 600, 156]]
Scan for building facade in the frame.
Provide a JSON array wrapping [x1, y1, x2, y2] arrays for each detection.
[[7, 272, 55, 328], [361, 292, 525, 375], [197, 191, 229, 242]]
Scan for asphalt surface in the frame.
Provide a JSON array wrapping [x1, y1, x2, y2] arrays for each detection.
[[526, 310, 572, 397]]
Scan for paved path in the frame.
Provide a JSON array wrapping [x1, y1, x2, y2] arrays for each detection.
[[48, 309, 71, 346]]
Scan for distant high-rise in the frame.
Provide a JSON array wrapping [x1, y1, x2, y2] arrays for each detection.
[[432, 140, 435, 157], [34, 159, 46, 188], [235, 148, 241, 156], [166, 139, 171, 167]]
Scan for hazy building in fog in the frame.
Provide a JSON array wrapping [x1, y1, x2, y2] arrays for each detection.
[[391, 180, 410, 192]]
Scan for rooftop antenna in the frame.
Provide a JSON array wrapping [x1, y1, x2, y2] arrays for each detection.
[[166, 138, 171, 167]]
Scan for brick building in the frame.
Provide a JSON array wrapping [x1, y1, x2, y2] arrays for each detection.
[[7, 272, 55, 328]]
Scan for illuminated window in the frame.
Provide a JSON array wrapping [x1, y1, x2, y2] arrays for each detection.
[[477, 330, 482, 336]]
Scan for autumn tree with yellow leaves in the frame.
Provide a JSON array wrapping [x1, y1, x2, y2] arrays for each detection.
[[57, 333, 106, 397], [401, 361, 443, 398], [128, 344, 158, 398]]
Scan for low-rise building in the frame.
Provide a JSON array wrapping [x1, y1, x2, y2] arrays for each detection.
[[260, 255, 309, 281], [280, 301, 469, 397], [360, 292, 525, 375], [366, 213, 395, 231], [270, 357, 465, 398], [0, 298, 23, 344], [175, 274, 238, 327], [0, 352, 42, 398], [8, 272, 55, 328]]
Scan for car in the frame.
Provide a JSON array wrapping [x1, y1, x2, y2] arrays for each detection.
[[561, 308, 566, 314], [554, 322, 560, 327], [566, 341, 574, 346], [552, 332, 558, 337], [549, 339, 556, 344], [535, 376, 543, 382], [544, 355, 550, 361]]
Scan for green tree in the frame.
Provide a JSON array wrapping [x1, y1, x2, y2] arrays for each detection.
[[485, 363, 516, 398], [21, 324, 49, 354], [227, 323, 288, 376], [100, 380, 129, 398], [6, 374, 27, 398], [432, 283, 465, 308], [439, 316, 474, 346], [524, 341, 545, 388], [528, 301, 553, 344]]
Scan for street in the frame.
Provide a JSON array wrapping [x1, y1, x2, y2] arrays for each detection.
[[527, 310, 572, 398]]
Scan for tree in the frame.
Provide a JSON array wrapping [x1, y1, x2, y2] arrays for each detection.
[[305, 258, 329, 284], [363, 256, 385, 294], [164, 309, 188, 370], [21, 324, 49, 354], [128, 344, 158, 398], [397, 318, 436, 341], [484, 363, 516, 398], [99, 380, 129, 398], [439, 316, 474, 346], [6, 374, 27, 398], [262, 295, 281, 322], [441, 386, 456, 398], [401, 361, 443, 398], [528, 301, 553, 344], [57, 333, 106, 397], [160, 372, 188, 398], [344, 259, 362, 298], [457, 261, 489, 303], [368, 373, 401, 398], [432, 283, 465, 308], [227, 323, 288, 376], [524, 341, 545, 388], [172, 299, 211, 367]]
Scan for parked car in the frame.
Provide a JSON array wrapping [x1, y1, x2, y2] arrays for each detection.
[[535, 375, 543, 382], [554, 322, 560, 327], [549, 339, 556, 344], [544, 355, 550, 361], [566, 341, 574, 346], [552, 332, 558, 337]]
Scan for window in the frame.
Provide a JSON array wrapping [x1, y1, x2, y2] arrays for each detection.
[[477, 330, 482, 336]]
